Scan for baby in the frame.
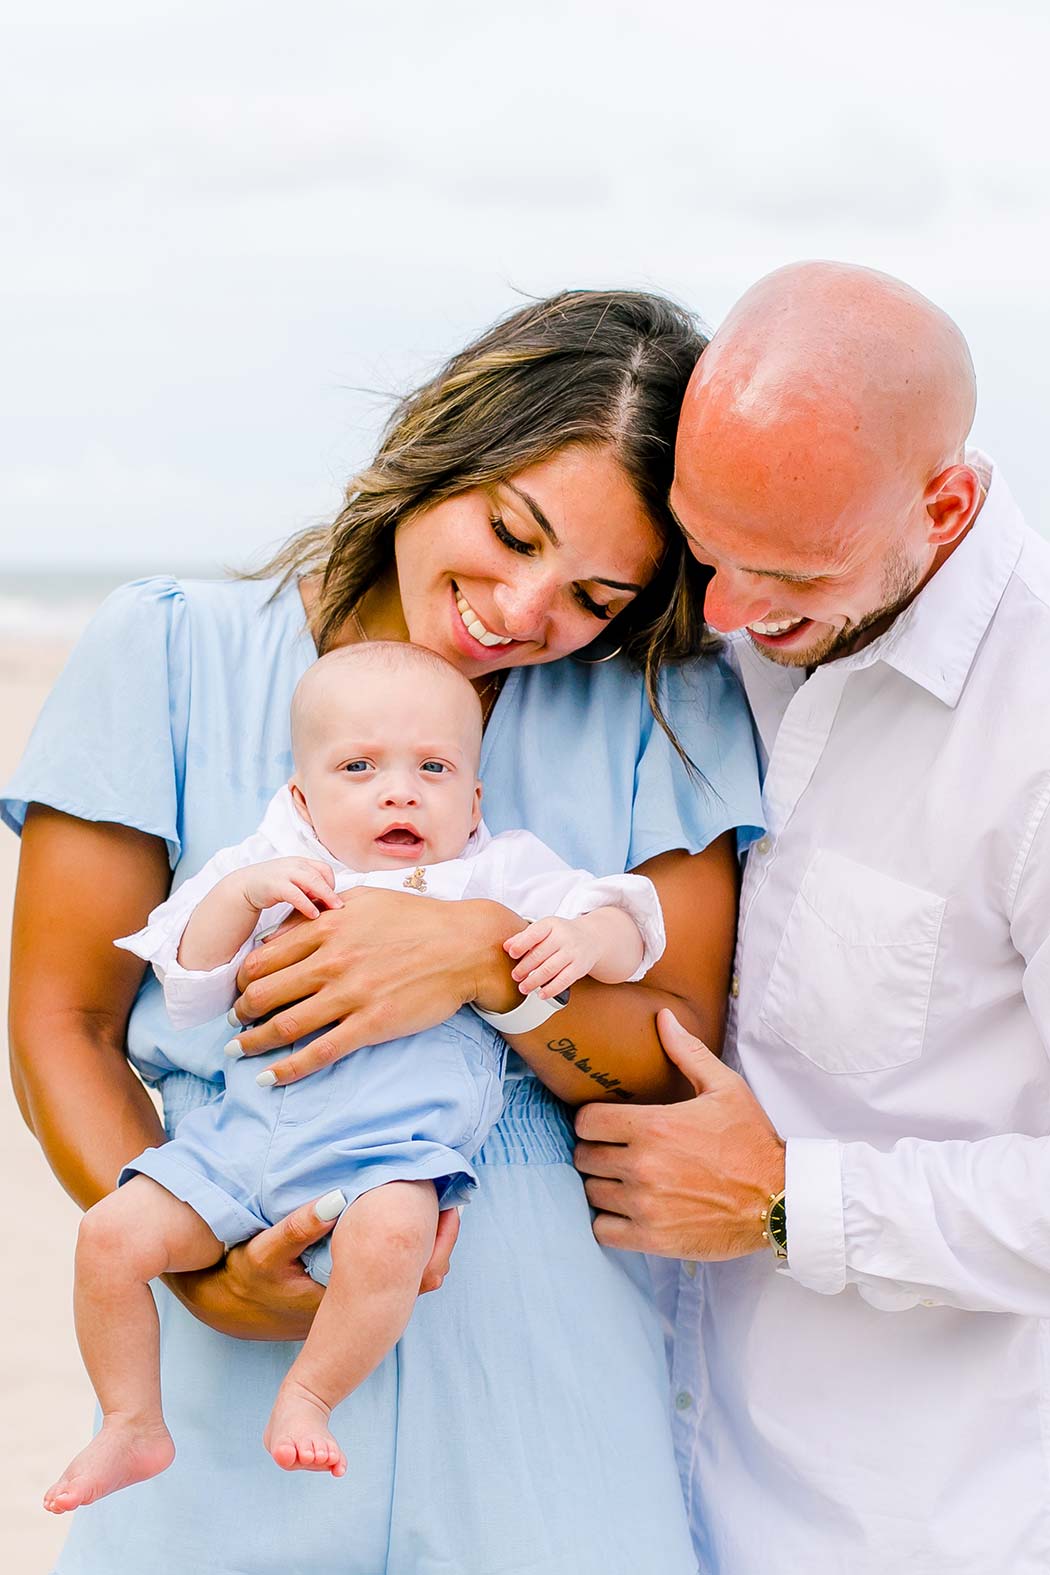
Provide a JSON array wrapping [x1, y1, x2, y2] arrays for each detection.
[[45, 641, 664, 1512]]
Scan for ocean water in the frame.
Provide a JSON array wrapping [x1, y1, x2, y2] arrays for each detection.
[[0, 567, 224, 643]]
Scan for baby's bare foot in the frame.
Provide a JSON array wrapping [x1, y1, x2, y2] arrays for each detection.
[[264, 1380, 347, 1477], [44, 1416, 175, 1514]]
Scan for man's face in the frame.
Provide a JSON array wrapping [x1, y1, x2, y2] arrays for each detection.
[[669, 457, 930, 668]]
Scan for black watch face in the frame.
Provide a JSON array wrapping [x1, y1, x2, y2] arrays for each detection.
[[769, 1194, 788, 1250]]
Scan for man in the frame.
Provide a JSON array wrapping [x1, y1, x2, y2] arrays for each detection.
[[575, 261, 1050, 1572]]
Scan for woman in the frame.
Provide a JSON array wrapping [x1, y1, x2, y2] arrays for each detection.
[[5, 290, 762, 1573]]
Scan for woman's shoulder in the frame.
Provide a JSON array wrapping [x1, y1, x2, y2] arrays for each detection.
[[101, 572, 297, 630], [657, 647, 752, 729], [92, 573, 312, 675], [512, 645, 749, 730]]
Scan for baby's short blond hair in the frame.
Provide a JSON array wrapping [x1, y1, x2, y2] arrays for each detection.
[[290, 641, 483, 768]]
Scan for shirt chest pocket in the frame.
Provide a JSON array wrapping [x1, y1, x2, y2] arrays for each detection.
[[759, 850, 945, 1074]]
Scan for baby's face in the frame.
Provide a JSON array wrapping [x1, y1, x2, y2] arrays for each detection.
[[291, 664, 483, 871]]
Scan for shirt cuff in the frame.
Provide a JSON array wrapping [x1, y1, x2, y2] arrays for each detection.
[[159, 942, 252, 1029], [553, 874, 666, 980], [784, 1137, 847, 1295]]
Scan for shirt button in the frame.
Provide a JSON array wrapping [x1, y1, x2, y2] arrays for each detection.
[[730, 974, 740, 998], [921, 1299, 937, 1308], [684, 1261, 698, 1279], [675, 1391, 693, 1411], [755, 836, 772, 855]]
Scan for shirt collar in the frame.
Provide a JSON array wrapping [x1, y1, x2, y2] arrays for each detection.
[[833, 450, 1026, 707]]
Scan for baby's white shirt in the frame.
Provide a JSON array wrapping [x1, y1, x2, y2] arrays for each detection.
[[117, 784, 665, 1030]]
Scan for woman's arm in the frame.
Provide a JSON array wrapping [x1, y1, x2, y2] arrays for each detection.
[[226, 833, 740, 1107], [10, 806, 171, 1203], [505, 839, 739, 1106]]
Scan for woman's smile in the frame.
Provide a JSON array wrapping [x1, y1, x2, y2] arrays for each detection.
[[451, 583, 516, 649]]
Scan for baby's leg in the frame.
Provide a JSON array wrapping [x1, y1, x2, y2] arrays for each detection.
[[264, 1179, 440, 1477], [44, 1175, 224, 1515]]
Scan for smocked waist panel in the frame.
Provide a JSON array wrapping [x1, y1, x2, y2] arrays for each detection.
[[156, 1068, 574, 1166]]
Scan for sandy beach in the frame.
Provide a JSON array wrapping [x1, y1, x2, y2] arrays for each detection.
[[1, 639, 95, 1572]]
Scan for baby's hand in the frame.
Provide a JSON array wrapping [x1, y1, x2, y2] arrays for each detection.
[[241, 858, 342, 920], [504, 916, 600, 1000]]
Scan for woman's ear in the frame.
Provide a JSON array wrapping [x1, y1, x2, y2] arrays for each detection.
[[289, 779, 315, 829]]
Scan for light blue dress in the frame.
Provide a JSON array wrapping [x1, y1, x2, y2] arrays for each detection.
[[3, 575, 762, 1575]]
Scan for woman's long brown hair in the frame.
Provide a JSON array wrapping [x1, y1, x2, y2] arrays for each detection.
[[248, 289, 717, 762]]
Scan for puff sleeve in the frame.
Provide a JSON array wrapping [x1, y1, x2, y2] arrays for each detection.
[[1, 578, 189, 867], [627, 655, 764, 870]]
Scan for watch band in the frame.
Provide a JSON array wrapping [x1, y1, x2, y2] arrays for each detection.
[[472, 987, 570, 1035]]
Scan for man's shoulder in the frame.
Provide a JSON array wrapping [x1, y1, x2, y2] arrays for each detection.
[[974, 525, 1050, 722], [1010, 525, 1050, 615]]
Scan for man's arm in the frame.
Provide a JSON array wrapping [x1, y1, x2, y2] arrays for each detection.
[[784, 794, 1050, 1311], [577, 795, 1050, 1316]]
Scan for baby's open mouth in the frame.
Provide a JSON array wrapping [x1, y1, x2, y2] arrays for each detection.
[[375, 826, 425, 856]]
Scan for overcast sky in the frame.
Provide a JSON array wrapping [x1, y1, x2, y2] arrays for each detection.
[[3, 0, 1048, 572]]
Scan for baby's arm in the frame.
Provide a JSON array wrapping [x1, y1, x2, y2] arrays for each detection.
[[177, 858, 341, 971], [504, 908, 645, 1000]]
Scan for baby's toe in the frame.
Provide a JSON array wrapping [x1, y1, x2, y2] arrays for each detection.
[[270, 1439, 298, 1471]]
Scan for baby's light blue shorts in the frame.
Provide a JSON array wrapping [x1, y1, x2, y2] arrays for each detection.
[[121, 1007, 505, 1285]]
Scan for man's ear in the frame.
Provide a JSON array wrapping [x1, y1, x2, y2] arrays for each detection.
[[471, 781, 483, 832], [925, 463, 984, 548], [289, 778, 315, 828]]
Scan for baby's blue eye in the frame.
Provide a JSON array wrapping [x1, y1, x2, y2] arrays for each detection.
[[421, 761, 447, 774], [343, 760, 370, 773]]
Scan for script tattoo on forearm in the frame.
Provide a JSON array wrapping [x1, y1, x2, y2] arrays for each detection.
[[545, 1037, 634, 1100]]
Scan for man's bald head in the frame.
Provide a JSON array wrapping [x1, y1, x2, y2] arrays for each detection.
[[672, 261, 983, 666]]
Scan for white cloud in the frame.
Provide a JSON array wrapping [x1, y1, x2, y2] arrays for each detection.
[[1, 0, 1048, 569]]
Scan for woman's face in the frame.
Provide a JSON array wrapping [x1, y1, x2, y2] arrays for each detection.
[[393, 445, 665, 677]]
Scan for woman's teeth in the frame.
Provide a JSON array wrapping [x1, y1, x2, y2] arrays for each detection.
[[747, 617, 805, 636], [456, 593, 513, 648]]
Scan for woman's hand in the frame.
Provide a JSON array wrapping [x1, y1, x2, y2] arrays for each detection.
[[226, 888, 521, 1086], [165, 1194, 462, 1340]]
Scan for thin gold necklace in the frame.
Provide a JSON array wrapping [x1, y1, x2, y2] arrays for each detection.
[[349, 604, 506, 726]]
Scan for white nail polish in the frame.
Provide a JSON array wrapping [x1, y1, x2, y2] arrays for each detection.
[[224, 1039, 243, 1059], [256, 1069, 277, 1087], [314, 1189, 347, 1221], [226, 1008, 241, 1028]]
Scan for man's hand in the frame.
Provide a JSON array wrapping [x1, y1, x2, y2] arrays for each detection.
[[574, 1009, 786, 1260]]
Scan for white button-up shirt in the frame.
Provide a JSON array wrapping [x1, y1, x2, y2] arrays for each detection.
[[669, 453, 1050, 1573]]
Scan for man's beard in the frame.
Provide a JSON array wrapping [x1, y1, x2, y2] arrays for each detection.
[[755, 542, 926, 668]]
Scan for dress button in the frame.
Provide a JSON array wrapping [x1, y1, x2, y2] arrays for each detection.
[[683, 1261, 697, 1279], [675, 1391, 693, 1411], [730, 974, 740, 999], [755, 836, 772, 856]]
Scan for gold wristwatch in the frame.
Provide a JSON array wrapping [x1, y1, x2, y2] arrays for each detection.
[[761, 1190, 788, 1261]]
